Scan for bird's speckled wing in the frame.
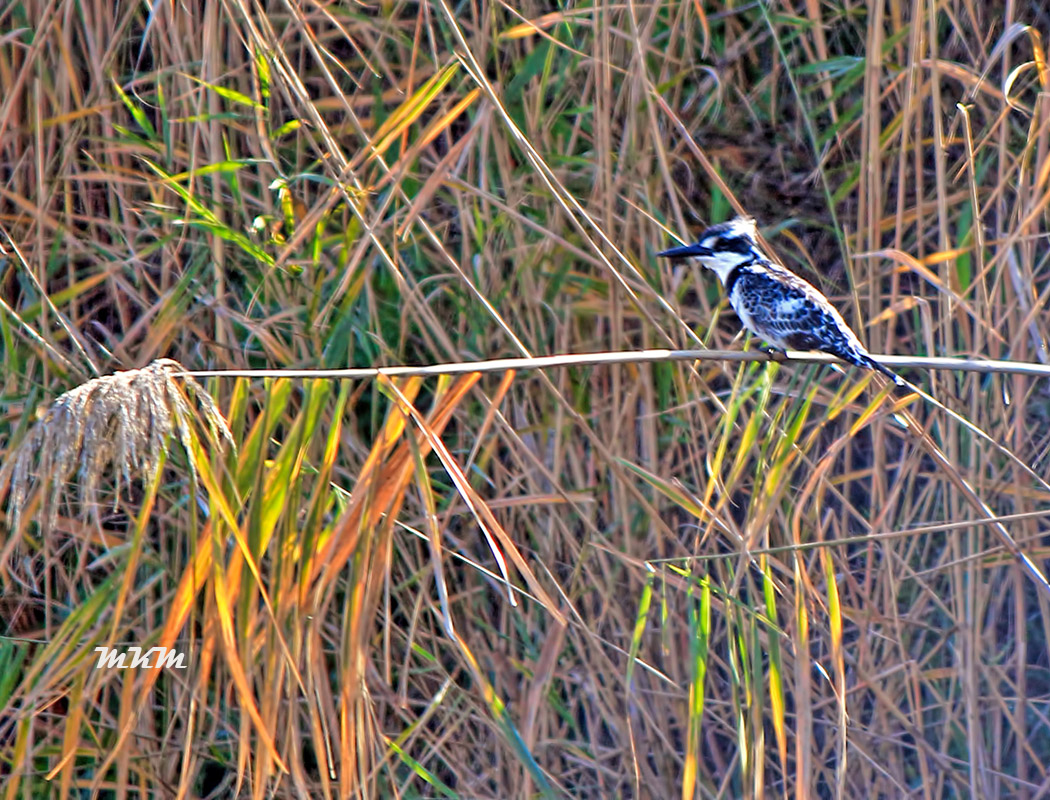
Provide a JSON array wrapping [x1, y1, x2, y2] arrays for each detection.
[[727, 263, 864, 358]]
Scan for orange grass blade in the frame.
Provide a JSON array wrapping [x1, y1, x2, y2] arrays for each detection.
[[383, 376, 566, 624]]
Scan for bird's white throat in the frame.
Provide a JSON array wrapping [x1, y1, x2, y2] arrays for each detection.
[[696, 249, 756, 285]]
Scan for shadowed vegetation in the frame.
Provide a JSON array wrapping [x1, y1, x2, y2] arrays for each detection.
[[1, 0, 1050, 797]]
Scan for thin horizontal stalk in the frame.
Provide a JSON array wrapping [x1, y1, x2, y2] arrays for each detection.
[[182, 349, 1050, 381]]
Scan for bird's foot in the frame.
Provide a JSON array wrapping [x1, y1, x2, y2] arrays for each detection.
[[762, 346, 788, 363]]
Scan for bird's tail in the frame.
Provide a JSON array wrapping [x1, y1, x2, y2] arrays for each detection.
[[856, 352, 905, 387]]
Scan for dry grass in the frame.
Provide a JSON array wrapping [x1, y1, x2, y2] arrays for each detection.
[[2, 0, 1050, 797], [0, 358, 232, 535]]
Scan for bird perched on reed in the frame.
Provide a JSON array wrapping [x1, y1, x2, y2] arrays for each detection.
[[658, 216, 902, 385]]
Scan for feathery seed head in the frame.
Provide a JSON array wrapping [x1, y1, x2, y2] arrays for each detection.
[[0, 358, 234, 534]]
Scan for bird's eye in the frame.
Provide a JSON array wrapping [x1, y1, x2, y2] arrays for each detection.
[[719, 236, 751, 254]]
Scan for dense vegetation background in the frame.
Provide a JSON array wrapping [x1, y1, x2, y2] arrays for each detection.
[[2, 0, 1050, 797]]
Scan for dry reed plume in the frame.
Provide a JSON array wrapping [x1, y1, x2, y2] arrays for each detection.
[[0, 358, 233, 533]]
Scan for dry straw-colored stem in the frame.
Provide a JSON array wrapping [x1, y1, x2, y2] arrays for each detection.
[[182, 349, 1050, 381]]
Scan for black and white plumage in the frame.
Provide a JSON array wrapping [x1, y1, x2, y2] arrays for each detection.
[[659, 216, 903, 385]]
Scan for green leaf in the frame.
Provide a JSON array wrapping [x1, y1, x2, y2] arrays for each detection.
[[184, 73, 265, 108]]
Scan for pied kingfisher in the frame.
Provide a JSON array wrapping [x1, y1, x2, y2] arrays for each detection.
[[659, 216, 903, 385]]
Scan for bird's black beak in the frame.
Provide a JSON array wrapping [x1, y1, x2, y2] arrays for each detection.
[[657, 243, 712, 259]]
